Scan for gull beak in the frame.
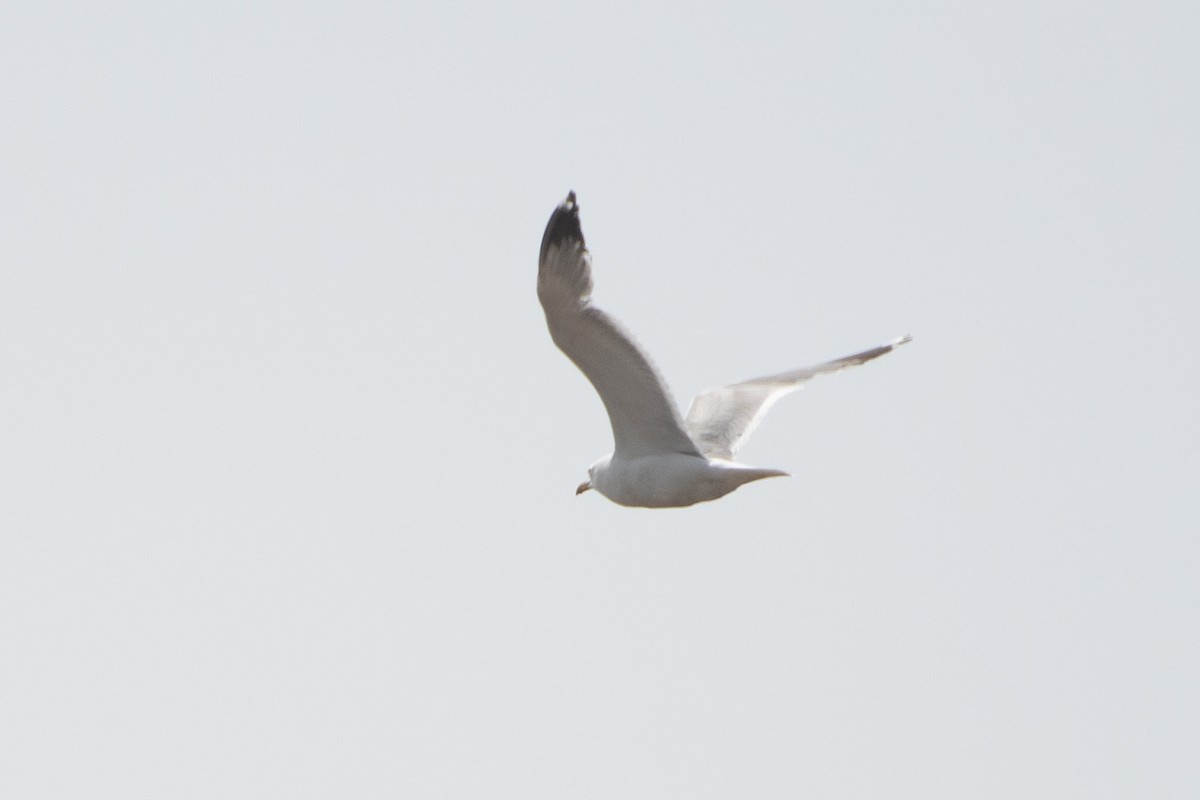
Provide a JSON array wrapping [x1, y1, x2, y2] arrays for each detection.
[[575, 480, 592, 495]]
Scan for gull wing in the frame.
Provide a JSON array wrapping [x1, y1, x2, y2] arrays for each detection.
[[538, 192, 703, 460], [684, 336, 911, 459]]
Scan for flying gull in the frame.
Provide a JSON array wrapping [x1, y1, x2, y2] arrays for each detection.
[[538, 191, 909, 508]]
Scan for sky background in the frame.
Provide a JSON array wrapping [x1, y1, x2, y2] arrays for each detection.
[[3, 1, 1198, 797]]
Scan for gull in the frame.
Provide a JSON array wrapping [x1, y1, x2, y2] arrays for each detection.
[[538, 191, 909, 508]]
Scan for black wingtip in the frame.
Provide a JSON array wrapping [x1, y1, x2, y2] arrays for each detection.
[[539, 190, 585, 264]]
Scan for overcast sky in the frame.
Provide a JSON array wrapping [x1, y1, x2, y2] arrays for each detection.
[[3, 1, 1198, 797]]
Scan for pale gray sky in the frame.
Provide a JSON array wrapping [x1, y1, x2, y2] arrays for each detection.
[[3, 1, 1198, 797]]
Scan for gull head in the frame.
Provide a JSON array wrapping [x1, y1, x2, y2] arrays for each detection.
[[575, 457, 612, 497]]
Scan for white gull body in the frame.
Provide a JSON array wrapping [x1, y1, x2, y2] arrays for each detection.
[[537, 191, 909, 508]]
